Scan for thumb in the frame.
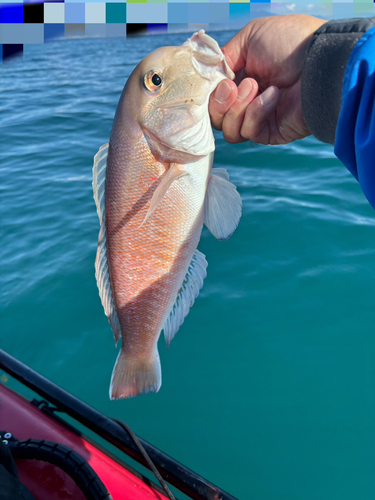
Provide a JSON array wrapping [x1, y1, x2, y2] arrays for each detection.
[[221, 29, 248, 74]]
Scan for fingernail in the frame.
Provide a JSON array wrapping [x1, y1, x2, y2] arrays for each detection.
[[214, 81, 232, 104], [237, 79, 252, 100], [260, 87, 276, 107]]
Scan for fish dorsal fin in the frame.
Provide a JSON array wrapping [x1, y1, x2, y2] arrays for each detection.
[[93, 143, 121, 344], [93, 143, 108, 224], [140, 163, 188, 227], [163, 249, 208, 348], [204, 168, 242, 241]]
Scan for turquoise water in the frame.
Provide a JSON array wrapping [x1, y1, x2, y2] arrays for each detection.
[[1, 31, 375, 500]]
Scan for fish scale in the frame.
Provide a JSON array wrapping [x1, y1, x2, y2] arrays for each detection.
[[107, 140, 206, 359], [93, 30, 242, 399]]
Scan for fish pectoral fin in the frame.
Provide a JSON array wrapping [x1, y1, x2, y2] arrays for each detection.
[[163, 249, 208, 348], [139, 163, 189, 228], [204, 167, 242, 241]]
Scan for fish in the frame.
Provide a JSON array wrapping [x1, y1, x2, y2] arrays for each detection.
[[92, 30, 242, 399]]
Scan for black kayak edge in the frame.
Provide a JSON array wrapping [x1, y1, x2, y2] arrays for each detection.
[[0, 349, 239, 500]]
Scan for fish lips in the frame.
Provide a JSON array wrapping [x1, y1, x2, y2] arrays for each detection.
[[183, 30, 235, 83]]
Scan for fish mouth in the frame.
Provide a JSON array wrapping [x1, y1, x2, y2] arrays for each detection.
[[183, 30, 235, 82]]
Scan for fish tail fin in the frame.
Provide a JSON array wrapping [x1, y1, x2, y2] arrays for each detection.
[[109, 349, 161, 400]]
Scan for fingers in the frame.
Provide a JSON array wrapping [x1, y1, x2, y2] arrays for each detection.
[[240, 86, 280, 145], [211, 81, 285, 145], [221, 78, 259, 143], [209, 79, 238, 131]]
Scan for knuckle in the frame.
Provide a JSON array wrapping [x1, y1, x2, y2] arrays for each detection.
[[222, 113, 243, 144], [209, 111, 224, 131], [223, 130, 241, 144]]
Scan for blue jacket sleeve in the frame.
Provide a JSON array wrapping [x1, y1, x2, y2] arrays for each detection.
[[334, 27, 375, 208], [302, 17, 375, 207]]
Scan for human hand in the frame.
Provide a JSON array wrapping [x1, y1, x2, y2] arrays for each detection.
[[209, 15, 327, 145]]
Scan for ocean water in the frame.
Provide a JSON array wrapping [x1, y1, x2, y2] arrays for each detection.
[[1, 31, 375, 500]]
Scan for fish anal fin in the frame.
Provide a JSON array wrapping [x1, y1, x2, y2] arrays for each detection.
[[163, 249, 208, 348], [204, 168, 242, 241], [140, 163, 189, 228]]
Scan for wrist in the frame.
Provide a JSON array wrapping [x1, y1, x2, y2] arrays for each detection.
[[302, 17, 375, 144]]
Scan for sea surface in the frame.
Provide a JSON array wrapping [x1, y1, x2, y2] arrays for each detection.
[[1, 31, 375, 500]]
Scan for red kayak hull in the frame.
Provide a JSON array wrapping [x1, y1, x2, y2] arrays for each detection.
[[0, 383, 167, 500]]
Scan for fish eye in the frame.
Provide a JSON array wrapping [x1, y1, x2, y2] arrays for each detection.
[[144, 71, 163, 92]]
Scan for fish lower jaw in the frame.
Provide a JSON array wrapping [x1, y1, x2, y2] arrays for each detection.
[[143, 127, 211, 162]]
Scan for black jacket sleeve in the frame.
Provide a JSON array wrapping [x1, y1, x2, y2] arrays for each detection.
[[301, 17, 375, 145]]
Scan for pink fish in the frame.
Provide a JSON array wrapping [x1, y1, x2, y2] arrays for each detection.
[[93, 31, 242, 399]]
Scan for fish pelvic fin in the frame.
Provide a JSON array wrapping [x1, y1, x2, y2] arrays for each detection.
[[109, 349, 161, 400], [139, 163, 189, 228], [93, 142, 121, 344], [163, 249, 208, 348]]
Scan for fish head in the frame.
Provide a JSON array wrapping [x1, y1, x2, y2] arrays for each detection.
[[123, 31, 234, 158]]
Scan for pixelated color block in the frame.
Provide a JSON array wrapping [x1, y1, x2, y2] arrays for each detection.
[[0, 44, 2, 63], [332, 2, 353, 16], [353, 2, 374, 14], [147, 23, 168, 34], [44, 3, 64, 23], [0, 4, 23, 22], [229, 2, 249, 18], [250, 3, 270, 17], [2, 43, 23, 62], [44, 22, 64, 40], [168, 22, 188, 31], [24, 23, 44, 43], [187, 22, 208, 31], [209, 3, 229, 22], [0, 23, 23, 43], [65, 23, 85, 36], [65, 3, 85, 23], [106, 3, 126, 23], [85, 3, 105, 23], [85, 23, 106, 36], [168, 2, 188, 22], [106, 22, 126, 36], [126, 22, 146, 35], [188, 2, 209, 21], [24, 3, 44, 23], [127, 3, 167, 23]]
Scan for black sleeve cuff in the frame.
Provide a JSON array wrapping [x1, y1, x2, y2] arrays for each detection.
[[301, 17, 375, 145]]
